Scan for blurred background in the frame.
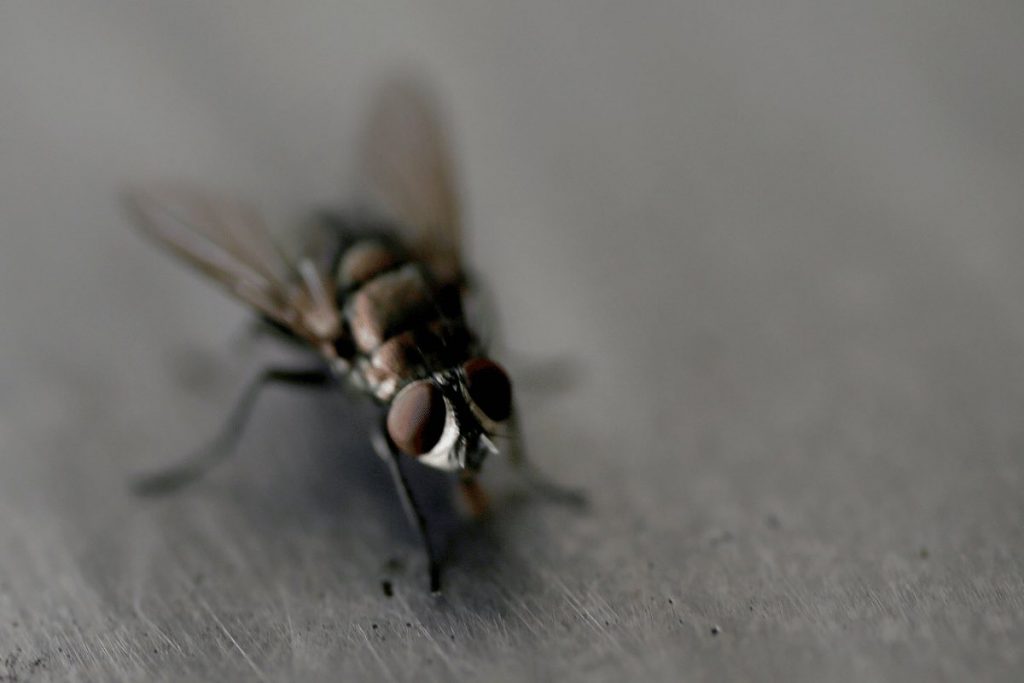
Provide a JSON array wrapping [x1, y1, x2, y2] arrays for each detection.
[[2, 1, 1024, 680]]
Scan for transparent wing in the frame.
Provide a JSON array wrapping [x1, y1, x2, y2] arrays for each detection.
[[125, 185, 342, 352], [361, 79, 463, 282]]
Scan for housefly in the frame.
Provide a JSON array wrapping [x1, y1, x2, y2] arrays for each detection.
[[125, 81, 580, 592]]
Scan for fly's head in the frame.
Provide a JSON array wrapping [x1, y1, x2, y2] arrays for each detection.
[[386, 358, 513, 472]]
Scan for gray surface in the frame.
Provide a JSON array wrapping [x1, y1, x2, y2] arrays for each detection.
[[2, 1, 1024, 681]]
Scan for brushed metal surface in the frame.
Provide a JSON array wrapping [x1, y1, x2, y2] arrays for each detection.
[[2, 2, 1023, 680]]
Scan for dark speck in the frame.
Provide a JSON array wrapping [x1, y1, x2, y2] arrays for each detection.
[[667, 598, 674, 604], [381, 580, 393, 598], [406, 622, 412, 628], [711, 626, 721, 635], [372, 624, 378, 630], [919, 547, 929, 559]]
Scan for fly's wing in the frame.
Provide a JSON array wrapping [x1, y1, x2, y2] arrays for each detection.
[[125, 185, 343, 355], [361, 80, 463, 283]]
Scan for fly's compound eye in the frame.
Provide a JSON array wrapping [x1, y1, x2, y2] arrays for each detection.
[[463, 358, 513, 422], [387, 381, 447, 456]]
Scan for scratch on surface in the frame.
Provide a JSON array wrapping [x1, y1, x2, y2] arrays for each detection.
[[507, 596, 545, 638], [132, 590, 185, 655], [129, 515, 187, 656], [278, 584, 297, 664], [198, 596, 269, 682], [395, 592, 453, 670], [356, 625, 395, 681], [61, 598, 102, 670], [549, 573, 616, 639]]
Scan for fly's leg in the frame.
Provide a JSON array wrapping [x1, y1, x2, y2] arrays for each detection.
[[133, 366, 335, 496], [372, 426, 442, 593], [506, 408, 587, 507]]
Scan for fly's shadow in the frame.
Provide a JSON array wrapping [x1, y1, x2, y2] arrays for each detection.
[[128, 360, 577, 602], [129, 366, 466, 585]]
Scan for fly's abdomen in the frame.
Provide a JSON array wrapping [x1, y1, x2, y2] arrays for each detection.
[[348, 264, 440, 352]]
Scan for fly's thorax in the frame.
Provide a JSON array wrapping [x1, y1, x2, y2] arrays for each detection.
[[357, 320, 473, 401]]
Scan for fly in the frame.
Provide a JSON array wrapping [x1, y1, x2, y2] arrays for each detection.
[[125, 80, 580, 592]]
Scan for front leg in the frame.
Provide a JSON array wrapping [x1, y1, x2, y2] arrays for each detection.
[[372, 425, 442, 593]]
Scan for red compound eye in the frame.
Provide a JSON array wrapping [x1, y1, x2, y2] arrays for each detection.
[[464, 358, 512, 422], [387, 381, 447, 456]]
